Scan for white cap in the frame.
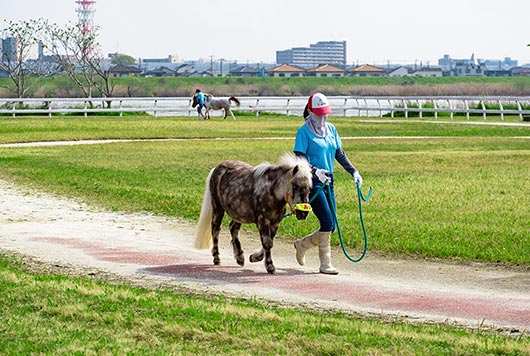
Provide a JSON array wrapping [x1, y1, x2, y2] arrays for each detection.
[[308, 92, 332, 115]]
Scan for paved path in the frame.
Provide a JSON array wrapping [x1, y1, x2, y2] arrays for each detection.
[[1, 178, 528, 332]]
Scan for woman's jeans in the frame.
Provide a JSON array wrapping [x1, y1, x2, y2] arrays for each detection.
[[310, 177, 336, 232]]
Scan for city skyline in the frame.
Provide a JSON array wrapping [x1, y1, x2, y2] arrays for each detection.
[[3, 0, 530, 65]]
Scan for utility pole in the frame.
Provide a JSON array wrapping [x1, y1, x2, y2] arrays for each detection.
[[209, 55, 214, 76]]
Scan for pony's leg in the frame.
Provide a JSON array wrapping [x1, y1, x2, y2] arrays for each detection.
[[211, 210, 224, 265], [223, 109, 228, 120], [229, 220, 245, 266], [229, 109, 236, 120], [258, 224, 278, 275]]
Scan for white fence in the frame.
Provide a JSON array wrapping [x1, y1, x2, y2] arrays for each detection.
[[1, 96, 530, 121]]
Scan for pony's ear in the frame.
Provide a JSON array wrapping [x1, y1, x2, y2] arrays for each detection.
[[293, 165, 299, 176]]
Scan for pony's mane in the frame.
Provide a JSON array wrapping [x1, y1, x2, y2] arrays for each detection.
[[279, 152, 311, 178], [253, 161, 272, 178], [253, 153, 311, 179]]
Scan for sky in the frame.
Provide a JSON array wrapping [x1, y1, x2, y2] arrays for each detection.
[[3, 0, 530, 66]]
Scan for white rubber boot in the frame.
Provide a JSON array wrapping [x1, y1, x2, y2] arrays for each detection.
[[293, 230, 319, 266], [318, 231, 339, 275]]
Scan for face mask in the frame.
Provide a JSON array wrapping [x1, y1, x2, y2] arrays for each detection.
[[305, 112, 328, 137]]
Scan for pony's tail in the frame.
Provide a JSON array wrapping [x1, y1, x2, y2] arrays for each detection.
[[229, 96, 240, 107], [194, 169, 214, 249]]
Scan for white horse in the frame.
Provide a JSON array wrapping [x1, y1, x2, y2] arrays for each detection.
[[192, 93, 240, 120]]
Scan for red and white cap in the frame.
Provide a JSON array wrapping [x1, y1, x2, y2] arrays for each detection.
[[308, 92, 332, 116]]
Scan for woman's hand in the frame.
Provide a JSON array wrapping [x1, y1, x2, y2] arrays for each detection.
[[315, 169, 331, 184], [353, 171, 363, 187]]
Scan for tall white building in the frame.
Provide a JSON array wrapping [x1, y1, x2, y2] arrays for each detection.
[[276, 41, 346, 68]]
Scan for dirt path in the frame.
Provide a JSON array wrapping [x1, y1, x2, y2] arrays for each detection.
[[1, 178, 529, 333]]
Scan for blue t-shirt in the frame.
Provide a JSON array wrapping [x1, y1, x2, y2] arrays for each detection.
[[293, 123, 342, 173], [197, 92, 205, 105]]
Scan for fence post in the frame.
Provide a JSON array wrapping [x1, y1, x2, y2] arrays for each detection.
[[119, 100, 123, 118], [404, 99, 408, 119], [12, 102, 15, 119], [480, 100, 486, 120], [344, 98, 347, 117], [418, 99, 422, 119], [434, 100, 438, 119], [464, 100, 469, 120], [84, 100, 88, 118], [448, 99, 453, 120], [499, 100, 504, 121], [255, 98, 260, 117], [154, 99, 158, 118], [517, 101, 523, 121], [286, 98, 290, 116]]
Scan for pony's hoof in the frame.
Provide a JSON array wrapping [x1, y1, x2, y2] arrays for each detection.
[[236, 256, 245, 266], [266, 265, 276, 275], [249, 252, 264, 263], [213, 258, 221, 265]]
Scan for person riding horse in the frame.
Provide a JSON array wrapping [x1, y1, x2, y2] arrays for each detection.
[[194, 88, 206, 119]]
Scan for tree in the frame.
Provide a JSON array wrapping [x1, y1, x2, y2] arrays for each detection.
[[111, 54, 137, 66], [0, 18, 57, 99], [44, 21, 114, 105]]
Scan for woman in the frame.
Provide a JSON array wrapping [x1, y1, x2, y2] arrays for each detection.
[[195, 88, 206, 119], [293, 92, 362, 275]]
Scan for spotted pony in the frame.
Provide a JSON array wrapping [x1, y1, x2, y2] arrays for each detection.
[[194, 153, 313, 274]]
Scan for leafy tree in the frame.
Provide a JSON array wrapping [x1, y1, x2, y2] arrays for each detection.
[[111, 54, 137, 66], [0, 18, 57, 99]]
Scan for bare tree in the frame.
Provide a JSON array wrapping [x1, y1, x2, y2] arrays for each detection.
[[44, 21, 114, 106], [0, 18, 56, 99]]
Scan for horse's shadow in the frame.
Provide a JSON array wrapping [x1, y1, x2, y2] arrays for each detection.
[[140, 262, 308, 285]]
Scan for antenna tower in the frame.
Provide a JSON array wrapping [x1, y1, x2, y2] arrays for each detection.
[[75, 0, 96, 36]]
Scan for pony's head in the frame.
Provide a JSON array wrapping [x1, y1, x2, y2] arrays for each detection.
[[191, 94, 199, 108], [280, 153, 313, 220]]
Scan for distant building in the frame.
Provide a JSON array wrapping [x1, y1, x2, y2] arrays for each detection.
[[453, 62, 483, 76], [1, 37, 17, 63], [413, 67, 443, 77], [138, 55, 182, 71], [438, 53, 476, 71], [482, 57, 518, 70], [305, 64, 345, 77], [387, 66, 411, 77], [348, 64, 385, 77], [108, 64, 142, 77], [266, 63, 305, 77], [144, 66, 175, 77], [229, 65, 263, 77], [276, 41, 346, 68]]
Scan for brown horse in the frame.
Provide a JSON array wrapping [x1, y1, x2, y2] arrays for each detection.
[[194, 153, 313, 274], [192, 93, 240, 120]]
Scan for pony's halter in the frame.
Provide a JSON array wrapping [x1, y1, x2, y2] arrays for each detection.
[[285, 180, 312, 214]]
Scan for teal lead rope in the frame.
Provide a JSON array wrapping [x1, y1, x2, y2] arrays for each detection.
[[304, 179, 373, 262], [315, 181, 373, 263]]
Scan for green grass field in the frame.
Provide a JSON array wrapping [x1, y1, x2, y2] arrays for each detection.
[[0, 115, 529, 354]]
